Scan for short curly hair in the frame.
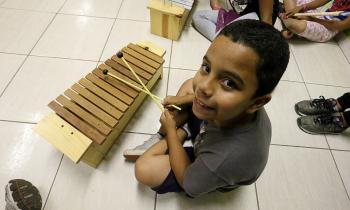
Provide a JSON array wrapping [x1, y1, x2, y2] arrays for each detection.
[[218, 19, 290, 97]]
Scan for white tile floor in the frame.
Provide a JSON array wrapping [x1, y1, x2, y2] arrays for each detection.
[[0, 0, 349, 209]]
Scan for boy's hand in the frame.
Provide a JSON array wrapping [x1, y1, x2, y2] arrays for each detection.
[[160, 109, 177, 133], [162, 96, 181, 106]]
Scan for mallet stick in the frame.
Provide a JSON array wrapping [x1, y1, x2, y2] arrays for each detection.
[[294, 11, 345, 17], [102, 69, 181, 111]]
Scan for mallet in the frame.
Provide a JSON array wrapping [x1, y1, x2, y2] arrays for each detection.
[[102, 68, 181, 111]]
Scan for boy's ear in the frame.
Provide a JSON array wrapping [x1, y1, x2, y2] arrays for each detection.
[[247, 94, 271, 113]]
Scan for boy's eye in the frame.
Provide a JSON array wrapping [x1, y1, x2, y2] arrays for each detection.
[[222, 79, 237, 89], [200, 64, 210, 73]]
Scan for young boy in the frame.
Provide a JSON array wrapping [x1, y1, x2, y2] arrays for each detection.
[[124, 19, 290, 197]]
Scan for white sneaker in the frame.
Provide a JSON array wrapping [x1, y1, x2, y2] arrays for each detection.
[[123, 133, 163, 161]]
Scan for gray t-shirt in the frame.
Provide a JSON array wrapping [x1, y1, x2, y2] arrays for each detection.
[[183, 108, 271, 197]]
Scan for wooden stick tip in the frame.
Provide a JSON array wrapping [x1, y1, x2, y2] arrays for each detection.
[[116, 51, 123, 58], [102, 69, 108, 75]]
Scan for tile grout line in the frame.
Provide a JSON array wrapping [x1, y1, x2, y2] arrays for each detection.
[[0, 6, 55, 14], [328, 149, 350, 202], [95, 0, 124, 65], [336, 38, 350, 65], [116, 18, 150, 22], [57, 12, 116, 20], [304, 82, 350, 89], [254, 183, 261, 210], [0, 119, 36, 124], [42, 154, 64, 210], [289, 45, 308, 87], [290, 44, 350, 88], [0, 0, 68, 98], [0, 6, 151, 22], [29, 54, 99, 62], [271, 143, 332, 151], [154, 193, 158, 210], [0, 51, 27, 56]]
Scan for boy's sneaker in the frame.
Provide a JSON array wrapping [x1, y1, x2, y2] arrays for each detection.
[[123, 133, 163, 161], [295, 96, 337, 116], [5, 179, 42, 210], [297, 113, 348, 135]]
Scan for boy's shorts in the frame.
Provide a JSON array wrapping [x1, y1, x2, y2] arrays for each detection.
[[151, 147, 195, 194], [151, 111, 202, 194]]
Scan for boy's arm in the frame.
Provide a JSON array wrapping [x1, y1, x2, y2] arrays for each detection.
[[286, 0, 331, 17], [160, 110, 191, 187], [309, 16, 350, 31], [259, 0, 274, 25]]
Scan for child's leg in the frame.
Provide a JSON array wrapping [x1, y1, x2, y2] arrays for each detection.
[[124, 79, 194, 161], [282, 18, 307, 34], [135, 128, 187, 188], [192, 10, 219, 41], [337, 92, 350, 111], [297, 20, 338, 42], [283, 0, 297, 11], [343, 111, 350, 126]]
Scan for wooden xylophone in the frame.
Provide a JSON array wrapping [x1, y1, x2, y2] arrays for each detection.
[[33, 41, 165, 168]]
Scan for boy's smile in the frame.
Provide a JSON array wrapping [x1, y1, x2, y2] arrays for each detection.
[[192, 35, 261, 127]]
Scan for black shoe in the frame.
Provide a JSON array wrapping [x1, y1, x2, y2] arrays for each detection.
[[5, 179, 42, 210], [295, 96, 337, 116], [297, 113, 348, 135]]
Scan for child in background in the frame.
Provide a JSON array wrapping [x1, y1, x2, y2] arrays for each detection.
[[192, 0, 281, 41], [280, 0, 350, 42], [295, 93, 350, 134], [124, 20, 290, 197]]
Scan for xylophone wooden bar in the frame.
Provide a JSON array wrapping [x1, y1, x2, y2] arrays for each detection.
[[33, 41, 165, 167]]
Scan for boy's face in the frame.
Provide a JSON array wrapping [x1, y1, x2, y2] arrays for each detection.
[[192, 35, 260, 126]]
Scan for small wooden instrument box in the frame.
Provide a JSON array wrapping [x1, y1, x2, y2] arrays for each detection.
[[33, 41, 165, 168], [148, 0, 193, 41]]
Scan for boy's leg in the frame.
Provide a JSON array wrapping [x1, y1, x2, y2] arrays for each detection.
[[135, 128, 187, 188], [337, 92, 350, 111], [343, 111, 350, 126], [192, 10, 219, 41], [124, 79, 194, 161]]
